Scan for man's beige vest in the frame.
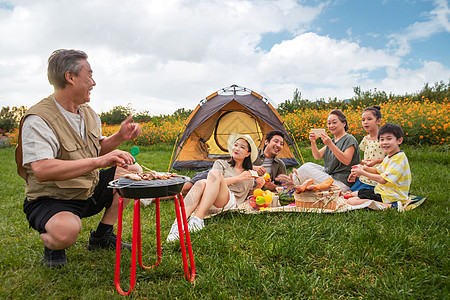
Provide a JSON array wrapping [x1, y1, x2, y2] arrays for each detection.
[[16, 95, 101, 201]]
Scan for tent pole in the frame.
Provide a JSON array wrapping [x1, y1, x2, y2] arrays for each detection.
[[284, 123, 305, 165], [168, 132, 182, 172]]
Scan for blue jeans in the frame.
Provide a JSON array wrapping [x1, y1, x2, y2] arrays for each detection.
[[350, 179, 375, 192]]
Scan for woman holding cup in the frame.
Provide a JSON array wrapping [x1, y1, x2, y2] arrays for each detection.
[[296, 109, 360, 192]]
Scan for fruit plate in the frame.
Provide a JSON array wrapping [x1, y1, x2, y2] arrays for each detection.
[[247, 195, 280, 210]]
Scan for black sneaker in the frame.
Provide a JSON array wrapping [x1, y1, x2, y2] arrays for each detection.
[[87, 228, 132, 251], [43, 246, 66, 268]]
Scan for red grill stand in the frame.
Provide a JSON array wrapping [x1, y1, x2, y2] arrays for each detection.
[[114, 193, 195, 295]]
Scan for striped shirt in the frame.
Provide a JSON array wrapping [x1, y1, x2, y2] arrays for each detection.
[[374, 151, 411, 204]]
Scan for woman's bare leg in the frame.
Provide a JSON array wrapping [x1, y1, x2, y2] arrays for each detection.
[[193, 170, 230, 219], [182, 180, 207, 217], [166, 171, 229, 241]]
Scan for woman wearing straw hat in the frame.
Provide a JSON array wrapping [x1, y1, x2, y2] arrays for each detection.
[[167, 133, 265, 242]]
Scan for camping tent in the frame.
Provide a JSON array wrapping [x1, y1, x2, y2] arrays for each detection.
[[170, 85, 300, 170]]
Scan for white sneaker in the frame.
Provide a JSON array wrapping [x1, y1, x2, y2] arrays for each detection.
[[140, 198, 154, 207], [166, 221, 180, 242], [188, 216, 205, 232]]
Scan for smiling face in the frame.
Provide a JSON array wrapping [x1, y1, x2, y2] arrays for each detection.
[[264, 134, 284, 158], [379, 132, 402, 156], [327, 113, 346, 137], [231, 138, 251, 161], [361, 111, 381, 133], [69, 59, 96, 104]]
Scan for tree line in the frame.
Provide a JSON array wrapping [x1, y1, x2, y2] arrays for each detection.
[[1, 80, 448, 132], [276, 80, 450, 115]]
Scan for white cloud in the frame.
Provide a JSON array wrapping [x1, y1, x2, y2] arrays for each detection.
[[387, 0, 450, 56], [0, 0, 448, 117], [259, 32, 400, 85], [0, 0, 328, 114], [377, 61, 450, 94], [262, 60, 450, 105]]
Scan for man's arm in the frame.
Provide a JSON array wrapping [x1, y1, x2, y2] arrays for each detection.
[[264, 181, 278, 191], [31, 149, 135, 182], [265, 159, 287, 191], [100, 116, 141, 155]]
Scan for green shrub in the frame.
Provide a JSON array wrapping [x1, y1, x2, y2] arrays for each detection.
[[0, 106, 26, 133]]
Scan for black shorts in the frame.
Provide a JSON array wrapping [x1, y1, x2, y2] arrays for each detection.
[[357, 188, 382, 202], [23, 167, 117, 234]]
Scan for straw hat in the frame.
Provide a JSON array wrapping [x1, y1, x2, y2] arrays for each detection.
[[227, 133, 258, 163]]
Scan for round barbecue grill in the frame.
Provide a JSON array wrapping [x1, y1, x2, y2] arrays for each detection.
[[108, 176, 190, 199], [110, 174, 195, 294]]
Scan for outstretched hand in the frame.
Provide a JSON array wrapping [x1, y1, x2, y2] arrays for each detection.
[[308, 132, 319, 143], [347, 172, 357, 182], [362, 159, 376, 167], [119, 116, 141, 141], [97, 149, 135, 168], [238, 170, 253, 181], [253, 165, 266, 176], [255, 177, 265, 189], [351, 164, 365, 177], [319, 132, 332, 146]]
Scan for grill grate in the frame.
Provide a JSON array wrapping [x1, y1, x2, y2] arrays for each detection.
[[114, 176, 188, 188]]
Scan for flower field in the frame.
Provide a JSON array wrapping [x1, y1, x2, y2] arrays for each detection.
[[284, 98, 450, 146], [5, 98, 449, 147], [101, 119, 183, 146], [124, 98, 450, 147]]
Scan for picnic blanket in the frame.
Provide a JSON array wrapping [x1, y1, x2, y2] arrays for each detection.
[[403, 195, 428, 211], [219, 194, 427, 215]]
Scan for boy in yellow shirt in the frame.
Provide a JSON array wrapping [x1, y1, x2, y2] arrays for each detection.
[[346, 123, 411, 211]]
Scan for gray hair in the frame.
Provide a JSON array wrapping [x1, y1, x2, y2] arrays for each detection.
[[47, 49, 88, 89]]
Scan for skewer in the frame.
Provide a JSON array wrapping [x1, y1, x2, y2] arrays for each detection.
[[141, 164, 153, 172]]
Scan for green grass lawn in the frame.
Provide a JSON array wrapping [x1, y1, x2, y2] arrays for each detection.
[[0, 145, 448, 299]]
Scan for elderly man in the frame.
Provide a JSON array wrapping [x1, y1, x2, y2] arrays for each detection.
[[181, 130, 287, 194], [16, 49, 141, 268]]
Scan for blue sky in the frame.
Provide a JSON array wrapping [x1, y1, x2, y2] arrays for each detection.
[[259, 0, 449, 83], [0, 0, 448, 114]]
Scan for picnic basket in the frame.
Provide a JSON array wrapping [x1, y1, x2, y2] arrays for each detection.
[[294, 185, 341, 210]]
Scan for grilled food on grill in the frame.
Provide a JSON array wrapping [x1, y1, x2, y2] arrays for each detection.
[[123, 170, 181, 181]]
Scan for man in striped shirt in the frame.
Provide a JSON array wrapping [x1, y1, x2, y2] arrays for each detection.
[[345, 123, 411, 211]]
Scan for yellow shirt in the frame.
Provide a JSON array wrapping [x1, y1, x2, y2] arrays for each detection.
[[374, 151, 411, 204]]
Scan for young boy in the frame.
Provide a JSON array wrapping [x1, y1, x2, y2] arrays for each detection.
[[346, 123, 411, 211]]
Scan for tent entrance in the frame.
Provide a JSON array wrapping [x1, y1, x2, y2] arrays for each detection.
[[206, 110, 264, 157]]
